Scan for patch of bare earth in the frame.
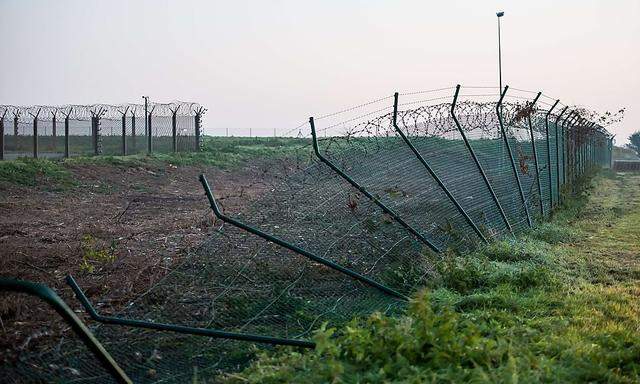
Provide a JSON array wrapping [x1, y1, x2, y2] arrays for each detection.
[[0, 160, 281, 364]]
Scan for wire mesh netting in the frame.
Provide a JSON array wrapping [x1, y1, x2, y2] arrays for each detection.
[[1, 86, 614, 383], [0, 292, 119, 384], [126, 110, 147, 155], [4, 114, 35, 159]]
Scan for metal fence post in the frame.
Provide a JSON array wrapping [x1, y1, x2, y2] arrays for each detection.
[[147, 107, 154, 154], [66, 275, 315, 348], [572, 116, 579, 180], [571, 115, 580, 182], [143, 96, 149, 153], [119, 106, 129, 156], [91, 107, 105, 156], [195, 107, 203, 151], [13, 112, 19, 136], [497, 86, 533, 227], [552, 103, 565, 204], [392, 92, 488, 244], [130, 110, 136, 150], [30, 108, 41, 159], [590, 123, 596, 167], [51, 110, 57, 152], [542, 97, 556, 210], [450, 85, 513, 234], [0, 109, 6, 160], [578, 118, 584, 176], [526, 92, 544, 217], [0, 278, 132, 384], [309, 116, 441, 253], [561, 111, 574, 185], [171, 105, 179, 153], [92, 116, 97, 155], [64, 108, 72, 158], [199, 174, 410, 300], [579, 119, 583, 176]]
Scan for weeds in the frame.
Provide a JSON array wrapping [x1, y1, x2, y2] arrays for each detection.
[[79, 234, 117, 274]]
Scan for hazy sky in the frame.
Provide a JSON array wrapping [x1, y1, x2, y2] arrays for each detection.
[[1, 0, 638, 143]]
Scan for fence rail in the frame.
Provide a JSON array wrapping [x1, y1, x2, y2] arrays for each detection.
[[0, 101, 205, 160], [0, 278, 132, 383], [3, 84, 613, 383]]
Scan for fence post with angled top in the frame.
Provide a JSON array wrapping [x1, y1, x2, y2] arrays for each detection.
[[497, 86, 532, 227]]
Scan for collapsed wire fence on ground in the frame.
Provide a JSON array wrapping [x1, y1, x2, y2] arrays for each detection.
[[0, 101, 205, 160], [1, 84, 613, 383]]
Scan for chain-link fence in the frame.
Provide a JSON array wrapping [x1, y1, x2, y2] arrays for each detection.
[[1, 85, 613, 383], [0, 102, 204, 160]]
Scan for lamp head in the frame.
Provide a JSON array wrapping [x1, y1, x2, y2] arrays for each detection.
[[496, 11, 504, 17]]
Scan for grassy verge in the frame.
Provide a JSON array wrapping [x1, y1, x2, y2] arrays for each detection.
[[64, 136, 311, 168], [0, 157, 75, 190], [0, 136, 311, 188], [221, 170, 640, 383]]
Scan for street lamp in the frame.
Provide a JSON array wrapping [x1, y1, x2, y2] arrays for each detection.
[[496, 11, 505, 91]]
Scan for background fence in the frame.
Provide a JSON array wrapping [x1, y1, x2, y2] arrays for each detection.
[[0, 101, 205, 160], [1, 84, 614, 383], [613, 160, 640, 171]]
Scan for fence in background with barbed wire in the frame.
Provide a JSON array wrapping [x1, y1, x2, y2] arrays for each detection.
[[1, 84, 614, 383], [0, 101, 205, 160]]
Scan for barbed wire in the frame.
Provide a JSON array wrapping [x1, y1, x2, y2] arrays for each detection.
[[0, 101, 204, 122]]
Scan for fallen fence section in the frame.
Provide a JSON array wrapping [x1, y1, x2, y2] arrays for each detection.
[[0, 278, 132, 384], [3, 84, 613, 383]]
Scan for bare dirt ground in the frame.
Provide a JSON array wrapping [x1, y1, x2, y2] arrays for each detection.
[[0, 160, 279, 363]]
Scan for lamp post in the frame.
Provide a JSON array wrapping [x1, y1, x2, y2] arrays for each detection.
[[496, 11, 505, 91]]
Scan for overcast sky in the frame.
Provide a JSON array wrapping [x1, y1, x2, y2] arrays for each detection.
[[1, 0, 638, 143]]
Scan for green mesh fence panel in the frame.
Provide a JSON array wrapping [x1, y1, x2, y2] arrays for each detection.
[[453, 96, 529, 232], [126, 112, 147, 155], [4, 115, 33, 159], [100, 118, 124, 156], [67, 118, 95, 156], [0, 293, 119, 384], [176, 115, 197, 152], [399, 101, 511, 239]]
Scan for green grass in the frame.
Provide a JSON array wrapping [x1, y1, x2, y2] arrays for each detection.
[[0, 136, 311, 188], [0, 157, 75, 189], [64, 136, 312, 168], [219, 170, 640, 383]]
